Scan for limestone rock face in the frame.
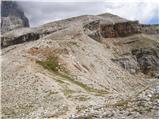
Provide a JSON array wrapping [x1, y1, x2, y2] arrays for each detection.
[[83, 20, 158, 41], [100, 21, 140, 38], [1, 28, 40, 48], [1, 1, 29, 34], [132, 48, 159, 76], [111, 47, 159, 76], [140, 24, 159, 34], [84, 20, 140, 41], [83, 19, 158, 77]]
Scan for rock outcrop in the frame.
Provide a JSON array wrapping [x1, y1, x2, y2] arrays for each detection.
[[111, 47, 159, 76], [140, 24, 159, 34], [111, 57, 140, 74], [83, 20, 158, 41], [100, 21, 140, 38], [1, 1, 29, 34], [1, 28, 40, 48], [83, 19, 159, 77], [132, 48, 159, 76], [84, 20, 140, 41], [110, 34, 159, 77]]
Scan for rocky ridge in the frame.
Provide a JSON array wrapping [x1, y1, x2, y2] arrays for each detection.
[[1, 1, 29, 34]]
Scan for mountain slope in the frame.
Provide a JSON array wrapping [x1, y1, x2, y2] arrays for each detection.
[[1, 12, 159, 118]]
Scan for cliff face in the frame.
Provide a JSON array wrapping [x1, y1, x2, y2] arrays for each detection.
[[84, 20, 158, 41], [1, 1, 29, 34], [100, 21, 140, 38], [84, 20, 139, 42]]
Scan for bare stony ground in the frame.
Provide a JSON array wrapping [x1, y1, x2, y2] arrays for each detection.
[[1, 13, 159, 119]]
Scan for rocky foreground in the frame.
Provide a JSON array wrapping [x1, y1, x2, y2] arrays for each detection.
[[1, 1, 159, 119]]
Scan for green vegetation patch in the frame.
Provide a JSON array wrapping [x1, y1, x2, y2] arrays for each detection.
[[37, 57, 60, 72], [76, 106, 88, 113], [63, 89, 75, 98], [37, 57, 108, 96], [58, 73, 108, 95], [74, 95, 90, 101], [114, 99, 129, 109], [46, 91, 58, 97]]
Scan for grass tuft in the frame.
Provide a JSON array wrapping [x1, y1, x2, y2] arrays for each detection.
[[37, 57, 60, 72], [114, 99, 129, 109], [58, 73, 108, 95]]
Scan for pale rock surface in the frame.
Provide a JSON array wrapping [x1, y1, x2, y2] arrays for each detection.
[[1, 4, 159, 119]]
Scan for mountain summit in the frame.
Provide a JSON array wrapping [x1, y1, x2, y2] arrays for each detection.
[[1, 1, 29, 34]]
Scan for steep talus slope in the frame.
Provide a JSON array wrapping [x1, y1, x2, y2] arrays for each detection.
[[83, 16, 158, 77], [101, 34, 159, 76], [1, 12, 159, 118]]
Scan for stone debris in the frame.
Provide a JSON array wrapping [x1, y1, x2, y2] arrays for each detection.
[[1, 1, 159, 119]]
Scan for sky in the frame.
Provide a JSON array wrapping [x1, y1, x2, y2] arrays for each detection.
[[15, 0, 159, 27]]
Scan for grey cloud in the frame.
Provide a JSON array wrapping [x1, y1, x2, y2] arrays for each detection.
[[17, 1, 158, 27], [17, 2, 106, 27]]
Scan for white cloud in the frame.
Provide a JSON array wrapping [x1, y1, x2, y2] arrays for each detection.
[[17, 1, 159, 26], [104, 2, 159, 23]]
